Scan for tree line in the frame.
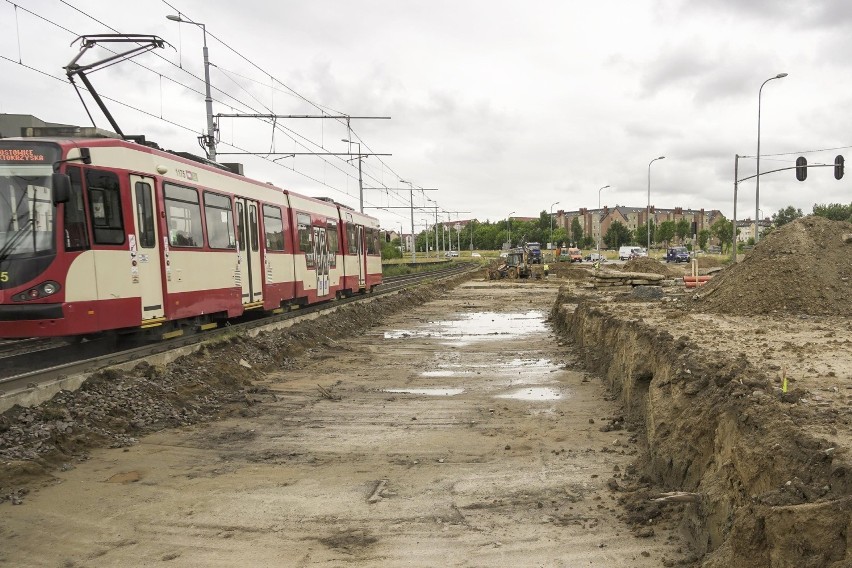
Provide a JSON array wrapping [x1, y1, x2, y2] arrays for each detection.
[[382, 202, 851, 259]]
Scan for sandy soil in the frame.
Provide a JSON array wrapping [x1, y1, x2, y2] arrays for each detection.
[[0, 280, 691, 567]]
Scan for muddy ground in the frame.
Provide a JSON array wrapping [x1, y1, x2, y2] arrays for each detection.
[[0, 276, 693, 567], [1, 215, 850, 567]]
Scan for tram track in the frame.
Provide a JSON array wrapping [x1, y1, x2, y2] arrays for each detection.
[[0, 338, 68, 359], [0, 263, 477, 406]]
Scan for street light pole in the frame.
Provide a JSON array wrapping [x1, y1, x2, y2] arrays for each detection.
[[597, 184, 610, 260], [167, 15, 217, 161], [507, 211, 516, 248], [550, 201, 560, 251], [342, 139, 364, 213], [647, 156, 665, 253], [755, 72, 788, 244]]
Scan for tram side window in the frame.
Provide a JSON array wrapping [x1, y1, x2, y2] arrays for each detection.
[[236, 202, 245, 251], [297, 212, 314, 267], [64, 167, 89, 251], [203, 192, 236, 249], [366, 228, 379, 255], [263, 205, 285, 252], [346, 222, 358, 254], [86, 170, 124, 245], [326, 219, 338, 267], [134, 181, 156, 249], [164, 183, 203, 247], [249, 204, 259, 252]]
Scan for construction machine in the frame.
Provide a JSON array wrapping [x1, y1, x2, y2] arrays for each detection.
[[488, 247, 545, 280]]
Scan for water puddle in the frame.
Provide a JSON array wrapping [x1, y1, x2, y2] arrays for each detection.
[[495, 387, 563, 401], [420, 370, 462, 377], [383, 388, 465, 396], [384, 311, 547, 346]]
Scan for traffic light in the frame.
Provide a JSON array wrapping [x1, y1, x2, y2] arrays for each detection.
[[796, 156, 808, 182], [835, 155, 845, 180]]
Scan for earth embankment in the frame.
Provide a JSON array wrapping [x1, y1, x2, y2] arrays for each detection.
[[553, 290, 851, 568]]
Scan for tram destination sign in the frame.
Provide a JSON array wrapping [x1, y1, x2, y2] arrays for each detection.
[[0, 144, 60, 164]]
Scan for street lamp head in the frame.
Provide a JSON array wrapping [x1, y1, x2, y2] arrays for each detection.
[[166, 14, 183, 22], [776, 73, 788, 79], [341, 138, 350, 143], [658, 156, 666, 160]]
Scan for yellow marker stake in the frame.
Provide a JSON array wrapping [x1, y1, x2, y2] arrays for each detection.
[[781, 367, 788, 393]]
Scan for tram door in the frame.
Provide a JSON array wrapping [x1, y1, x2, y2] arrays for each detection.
[[129, 175, 165, 320], [313, 224, 330, 297], [235, 198, 263, 304], [356, 225, 366, 288], [346, 214, 365, 289]]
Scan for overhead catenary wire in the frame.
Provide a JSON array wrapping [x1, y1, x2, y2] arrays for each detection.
[[740, 143, 852, 159], [2, 1, 431, 224], [158, 0, 420, 208]]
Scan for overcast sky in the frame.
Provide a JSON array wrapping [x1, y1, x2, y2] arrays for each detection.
[[3, 0, 852, 232]]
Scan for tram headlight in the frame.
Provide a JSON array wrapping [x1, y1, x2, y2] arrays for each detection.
[[12, 281, 61, 302], [41, 282, 59, 296]]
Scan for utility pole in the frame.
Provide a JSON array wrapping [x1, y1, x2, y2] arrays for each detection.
[[341, 139, 364, 213], [442, 211, 471, 255], [733, 154, 739, 263], [166, 15, 217, 160]]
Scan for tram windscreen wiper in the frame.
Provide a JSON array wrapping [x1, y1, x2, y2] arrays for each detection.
[[0, 218, 34, 264]]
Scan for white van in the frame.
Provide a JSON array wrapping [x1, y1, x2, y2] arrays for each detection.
[[618, 246, 642, 260]]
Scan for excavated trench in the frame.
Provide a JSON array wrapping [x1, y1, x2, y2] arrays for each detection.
[[551, 288, 851, 568]]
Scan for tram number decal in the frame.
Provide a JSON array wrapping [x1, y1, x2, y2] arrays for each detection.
[[0, 272, 8, 283]]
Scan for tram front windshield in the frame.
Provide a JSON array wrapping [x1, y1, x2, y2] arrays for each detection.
[[0, 169, 56, 260], [0, 144, 59, 261]]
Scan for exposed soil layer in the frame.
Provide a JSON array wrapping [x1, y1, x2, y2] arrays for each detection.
[[0, 278, 461, 503], [552, 216, 852, 568], [693, 215, 852, 316], [1, 278, 691, 567], [622, 257, 683, 277], [2, 215, 851, 566]]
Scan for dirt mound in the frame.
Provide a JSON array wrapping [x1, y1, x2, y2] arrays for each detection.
[[621, 257, 680, 277], [694, 216, 852, 315], [548, 262, 595, 279]]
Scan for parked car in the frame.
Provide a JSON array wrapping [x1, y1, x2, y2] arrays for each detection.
[[445, 250, 459, 258], [665, 246, 690, 263], [471, 252, 482, 258], [585, 252, 606, 263], [567, 247, 583, 262], [618, 246, 643, 260]]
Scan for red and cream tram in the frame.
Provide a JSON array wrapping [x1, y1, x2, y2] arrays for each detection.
[[0, 134, 382, 339]]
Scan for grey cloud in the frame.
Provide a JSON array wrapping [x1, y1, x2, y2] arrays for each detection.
[[675, 0, 852, 29], [639, 43, 784, 105]]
